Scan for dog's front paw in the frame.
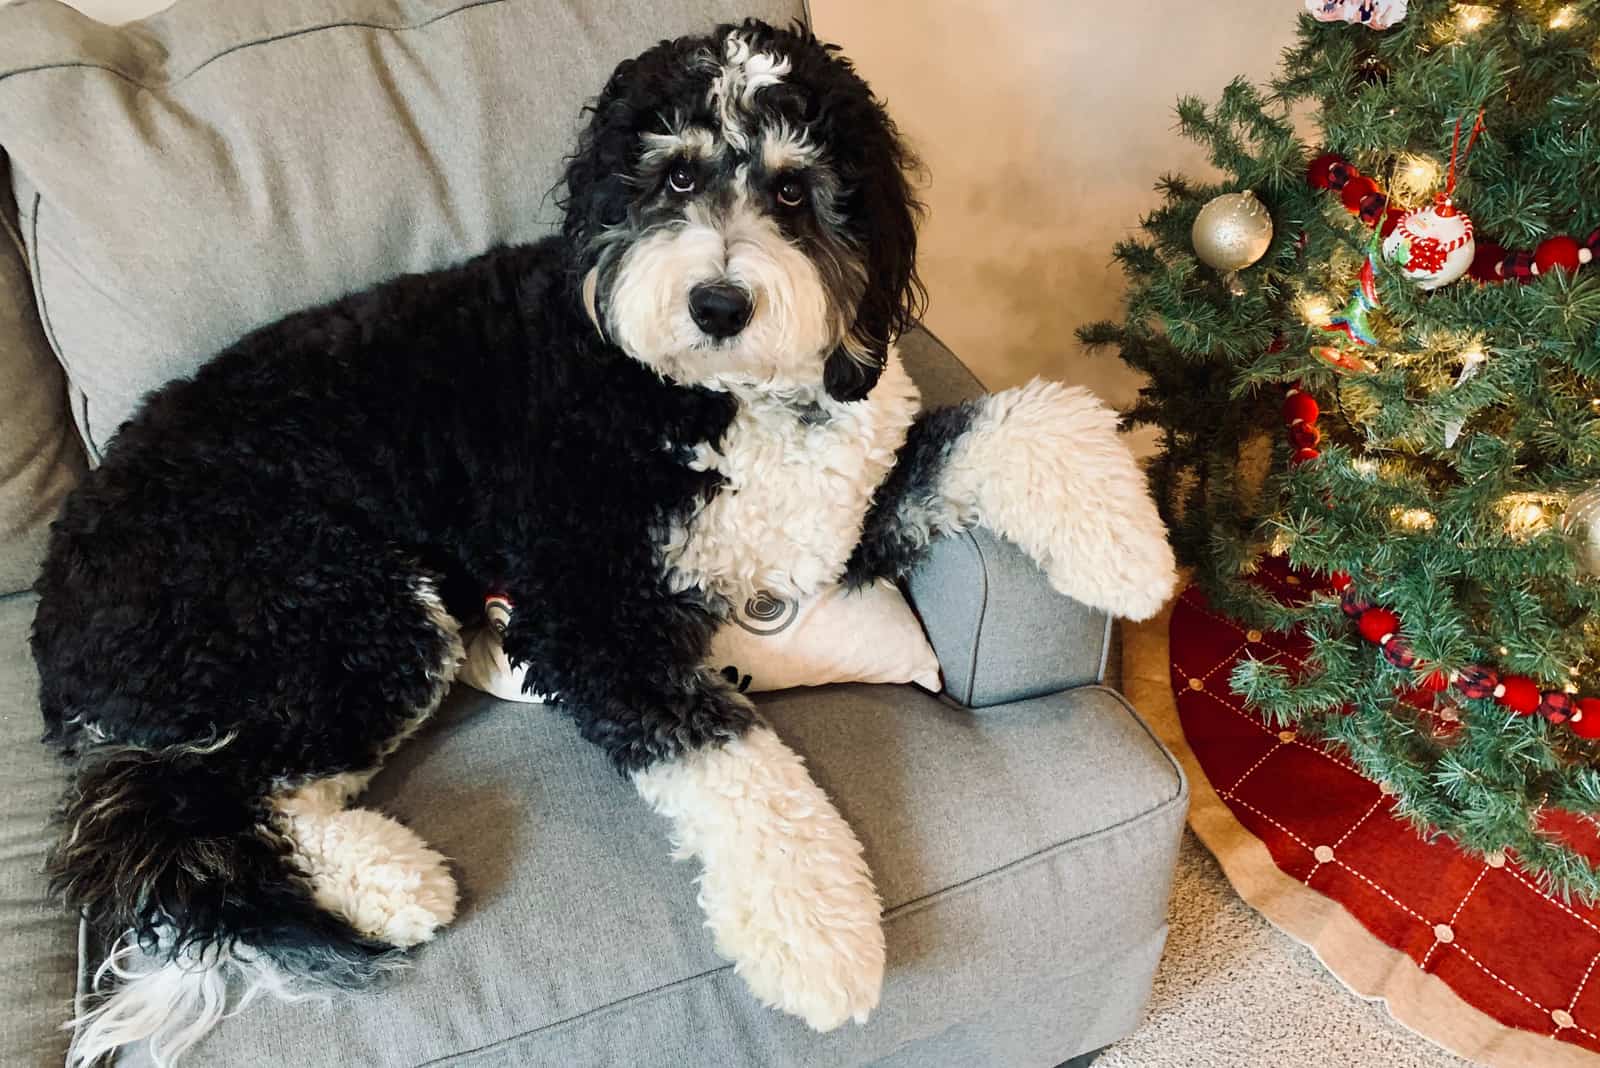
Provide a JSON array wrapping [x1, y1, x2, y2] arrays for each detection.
[[948, 380, 1177, 620], [634, 725, 885, 1029]]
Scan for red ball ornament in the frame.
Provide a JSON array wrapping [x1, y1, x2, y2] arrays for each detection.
[[1535, 235, 1582, 276], [1469, 241, 1505, 283], [1329, 571, 1353, 593], [1341, 176, 1380, 214], [1380, 207, 1405, 239], [1307, 152, 1348, 190], [1495, 675, 1540, 715], [1289, 423, 1323, 449], [1283, 391, 1320, 427], [1291, 446, 1321, 465], [1572, 698, 1600, 739], [1358, 608, 1400, 644]]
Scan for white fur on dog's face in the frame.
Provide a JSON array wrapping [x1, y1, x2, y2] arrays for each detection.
[[570, 24, 915, 401], [595, 188, 855, 391]]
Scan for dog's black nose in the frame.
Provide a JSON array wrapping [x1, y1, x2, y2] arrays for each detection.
[[689, 283, 752, 339]]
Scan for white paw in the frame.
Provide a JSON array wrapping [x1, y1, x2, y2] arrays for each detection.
[[634, 726, 885, 1030], [947, 380, 1177, 620], [276, 790, 458, 948]]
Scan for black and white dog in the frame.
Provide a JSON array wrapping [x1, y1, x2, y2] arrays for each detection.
[[33, 19, 1174, 1066]]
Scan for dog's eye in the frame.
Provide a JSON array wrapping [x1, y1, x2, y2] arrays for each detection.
[[776, 176, 806, 208], [667, 162, 696, 194]]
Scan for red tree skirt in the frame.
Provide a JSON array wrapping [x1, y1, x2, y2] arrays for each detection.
[[1171, 559, 1600, 1056]]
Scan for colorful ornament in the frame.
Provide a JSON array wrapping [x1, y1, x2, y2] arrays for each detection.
[[1383, 198, 1475, 289], [1311, 345, 1374, 374], [1305, 0, 1408, 30], [1192, 191, 1275, 273], [1324, 241, 1383, 345]]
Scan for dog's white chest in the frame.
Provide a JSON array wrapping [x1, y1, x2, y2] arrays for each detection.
[[663, 350, 920, 602]]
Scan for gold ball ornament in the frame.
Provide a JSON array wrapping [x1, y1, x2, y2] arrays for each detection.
[[1191, 191, 1274, 272], [1562, 485, 1600, 577]]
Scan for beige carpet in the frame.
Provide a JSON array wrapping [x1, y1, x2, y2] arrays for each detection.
[[1096, 830, 1475, 1067], [1095, 610, 1478, 1068]]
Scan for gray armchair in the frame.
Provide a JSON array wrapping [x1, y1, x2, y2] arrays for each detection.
[[0, 2, 1188, 1065]]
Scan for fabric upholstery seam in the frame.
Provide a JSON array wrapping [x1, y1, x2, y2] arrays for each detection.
[[414, 777, 1186, 1066], [962, 530, 989, 706], [0, 1, 509, 92]]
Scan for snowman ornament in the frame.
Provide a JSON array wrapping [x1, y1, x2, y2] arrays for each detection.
[[1382, 195, 1475, 290]]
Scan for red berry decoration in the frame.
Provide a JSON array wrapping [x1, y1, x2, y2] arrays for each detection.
[[1538, 691, 1574, 724], [1495, 675, 1540, 715], [1358, 193, 1388, 228], [1289, 423, 1323, 449], [1283, 391, 1320, 426], [1341, 590, 1373, 617], [1340, 176, 1379, 214], [1457, 665, 1500, 700], [1381, 636, 1418, 670], [1469, 241, 1505, 283], [1572, 698, 1600, 739], [1535, 235, 1582, 276], [1329, 572, 1353, 593], [1291, 446, 1321, 465], [1358, 607, 1400, 644], [1306, 152, 1348, 190]]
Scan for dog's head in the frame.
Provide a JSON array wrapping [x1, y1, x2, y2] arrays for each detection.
[[562, 19, 924, 402]]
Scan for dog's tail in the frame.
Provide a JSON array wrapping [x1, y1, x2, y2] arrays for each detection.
[[49, 739, 398, 1068]]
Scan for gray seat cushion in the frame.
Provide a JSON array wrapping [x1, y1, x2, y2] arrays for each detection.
[[113, 675, 1185, 1067], [0, 587, 1186, 1067], [0, 0, 800, 461]]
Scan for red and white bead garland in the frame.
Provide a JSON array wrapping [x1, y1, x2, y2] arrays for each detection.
[[1306, 152, 1599, 283], [1279, 384, 1600, 738]]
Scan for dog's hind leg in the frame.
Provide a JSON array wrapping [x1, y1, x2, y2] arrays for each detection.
[[271, 775, 458, 949], [269, 574, 466, 949]]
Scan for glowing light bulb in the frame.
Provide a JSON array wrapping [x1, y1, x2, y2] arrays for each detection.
[[1392, 155, 1442, 205], [1550, 5, 1577, 29], [1352, 458, 1379, 477], [1456, 5, 1493, 33], [1392, 507, 1437, 531], [1300, 296, 1333, 326]]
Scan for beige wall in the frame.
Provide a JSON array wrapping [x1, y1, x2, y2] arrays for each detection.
[[23, 0, 1301, 415], [811, 0, 1300, 418]]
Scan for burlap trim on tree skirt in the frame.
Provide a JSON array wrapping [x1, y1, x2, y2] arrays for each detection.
[[1123, 583, 1600, 1068]]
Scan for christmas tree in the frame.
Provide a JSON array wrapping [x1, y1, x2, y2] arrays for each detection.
[[1081, 0, 1600, 896]]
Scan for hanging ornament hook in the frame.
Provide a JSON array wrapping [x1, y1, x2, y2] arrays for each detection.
[[1440, 108, 1487, 213]]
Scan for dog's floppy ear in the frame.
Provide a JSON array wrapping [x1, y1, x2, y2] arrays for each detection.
[[825, 105, 926, 404], [560, 58, 644, 255]]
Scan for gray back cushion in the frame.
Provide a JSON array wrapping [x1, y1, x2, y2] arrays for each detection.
[[0, 0, 803, 461], [0, 155, 84, 596]]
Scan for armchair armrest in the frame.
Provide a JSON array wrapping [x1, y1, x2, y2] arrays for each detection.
[[905, 526, 1112, 708]]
